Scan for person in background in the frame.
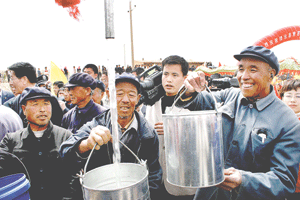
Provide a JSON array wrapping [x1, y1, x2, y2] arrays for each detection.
[[57, 87, 65, 99], [58, 86, 75, 114], [83, 64, 99, 79], [279, 79, 300, 200], [53, 81, 64, 96], [0, 105, 23, 141], [36, 75, 48, 88], [92, 79, 106, 106], [61, 73, 107, 134], [100, 71, 110, 107], [131, 67, 145, 81], [178, 46, 300, 200], [145, 55, 195, 199], [59, 73, 162, 199], [4, 62, 63, 127], [0, 87, 72, 200], [0, 78, 14, 105]]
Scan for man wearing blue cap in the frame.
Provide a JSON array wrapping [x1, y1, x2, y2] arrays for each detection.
[[61, 73, 107, 134], [176, 46, 300, 200], [59, 72, 162, 200], [0, 87, 72, 200], [92, 79, 106, 106]]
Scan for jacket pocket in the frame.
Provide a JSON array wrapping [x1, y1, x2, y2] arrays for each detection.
[[251, 128, 274, 172]]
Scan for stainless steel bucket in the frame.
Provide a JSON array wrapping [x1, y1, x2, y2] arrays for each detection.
[[162, 110, 224, 188], [80, 143, 150, 200]]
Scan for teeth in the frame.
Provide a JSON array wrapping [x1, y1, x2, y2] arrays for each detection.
[[243, 84, 253, 88]]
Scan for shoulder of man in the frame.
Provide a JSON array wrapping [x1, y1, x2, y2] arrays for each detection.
[[52, 124, 73, 139]]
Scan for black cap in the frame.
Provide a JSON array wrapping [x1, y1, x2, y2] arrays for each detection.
[[36, 75, 48, 86], [115, 72, 141, 93], [64, 73, 96, 90], [20, 87, 55, 105], [234, 46, 280, 75], [95, 80, 105, 92]]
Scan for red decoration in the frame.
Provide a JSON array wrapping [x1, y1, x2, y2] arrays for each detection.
[[55, 0, 82, 21], [253, 26, 300, 49]]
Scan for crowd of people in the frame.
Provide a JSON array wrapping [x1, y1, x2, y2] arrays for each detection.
[[0, 45, 300, 200]]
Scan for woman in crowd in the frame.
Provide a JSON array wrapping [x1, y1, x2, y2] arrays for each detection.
[[280, 79, 300, 199]]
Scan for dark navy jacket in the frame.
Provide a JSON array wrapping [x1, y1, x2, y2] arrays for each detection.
[[1, 90, 14, 105], [61, 99, 107, 134], [59, 109, 163, 198]]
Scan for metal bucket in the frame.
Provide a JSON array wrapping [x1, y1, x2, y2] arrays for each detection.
[[162, 110, 224, 188], [80, 143, 150, 200]]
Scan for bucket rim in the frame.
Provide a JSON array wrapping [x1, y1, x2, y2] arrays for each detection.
[[81, 163, 149, 192], [163, 110, 217, 117], [166, 176, 225, 189]]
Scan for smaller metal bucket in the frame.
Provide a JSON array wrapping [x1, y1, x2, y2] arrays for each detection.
[[80, 143, 150, 200]]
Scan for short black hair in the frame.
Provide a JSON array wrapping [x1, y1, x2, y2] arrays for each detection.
[[162, 55, 189, 76], [8, 62, 37, 83], [83, 64, 98, 75], [132, 67, 145, 76], [53, 81, 64, 88]]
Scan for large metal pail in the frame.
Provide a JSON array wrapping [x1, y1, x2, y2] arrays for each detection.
[[80, 143, 150, 200], [162, 110, 224, 188]]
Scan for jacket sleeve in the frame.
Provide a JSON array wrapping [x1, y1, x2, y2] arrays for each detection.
[[139, 129, 163, 197], [235, 122, 300, 200], [59, 118, 97, 162]]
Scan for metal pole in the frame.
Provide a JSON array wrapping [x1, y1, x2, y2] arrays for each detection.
[[129, 1, 134, 68]]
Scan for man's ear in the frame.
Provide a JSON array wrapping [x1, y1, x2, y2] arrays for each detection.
[[136, 94, 142, 104], [21, 104, 26, 115], [86, 87, 92, 95]]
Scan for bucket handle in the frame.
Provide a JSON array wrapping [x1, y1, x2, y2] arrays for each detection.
[[170, 84, 219, 113], [6, 151, 31, 184], [83, 140, 146, 176]]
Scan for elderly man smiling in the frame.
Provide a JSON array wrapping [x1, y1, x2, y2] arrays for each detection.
[[0, 87, 72, 200], [59, 73, 162, 199], [176, 46, 300, 200]]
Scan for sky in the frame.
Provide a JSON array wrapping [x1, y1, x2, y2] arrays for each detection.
[[0, 0, 300, 72]]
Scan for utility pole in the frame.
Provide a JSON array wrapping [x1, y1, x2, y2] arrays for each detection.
[[129, 1, 135, 68]]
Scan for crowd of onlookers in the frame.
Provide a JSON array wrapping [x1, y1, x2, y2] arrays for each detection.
[[1, 46, 300, 200]]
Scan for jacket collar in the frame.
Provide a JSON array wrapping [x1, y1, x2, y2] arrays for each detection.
[[75, 99, 94, 115], [238, 85, 276, 112], [22, 122, 54, 140]]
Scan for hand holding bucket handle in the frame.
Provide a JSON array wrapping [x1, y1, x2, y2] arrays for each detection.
[[171, 70, 219, 113], [78, 126, 112, 154], [83, 138, 146, 176]]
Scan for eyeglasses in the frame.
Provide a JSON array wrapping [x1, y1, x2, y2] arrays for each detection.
[[283, 94, 300, 100]]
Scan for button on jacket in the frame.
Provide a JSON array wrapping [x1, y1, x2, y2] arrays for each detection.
[[61, 99, 107, 134], [178, 87, 300, 200], [0, 122, 72, 200]]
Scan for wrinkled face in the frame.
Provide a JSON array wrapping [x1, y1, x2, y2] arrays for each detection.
[[282, 88, 300, 114], [116, 82, 141, 120], [68, 86, 89, 106], [237, 57, 274, 101], [83, 68, 97, 79], [162, 64, 187, 96], [9, 71, 26, 95], [101, 74, 109, 88], [53, 85, 59, 95], [63, 88, 71, 102], [92, 88, 104, 104], [22, 98, 52, 128]]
